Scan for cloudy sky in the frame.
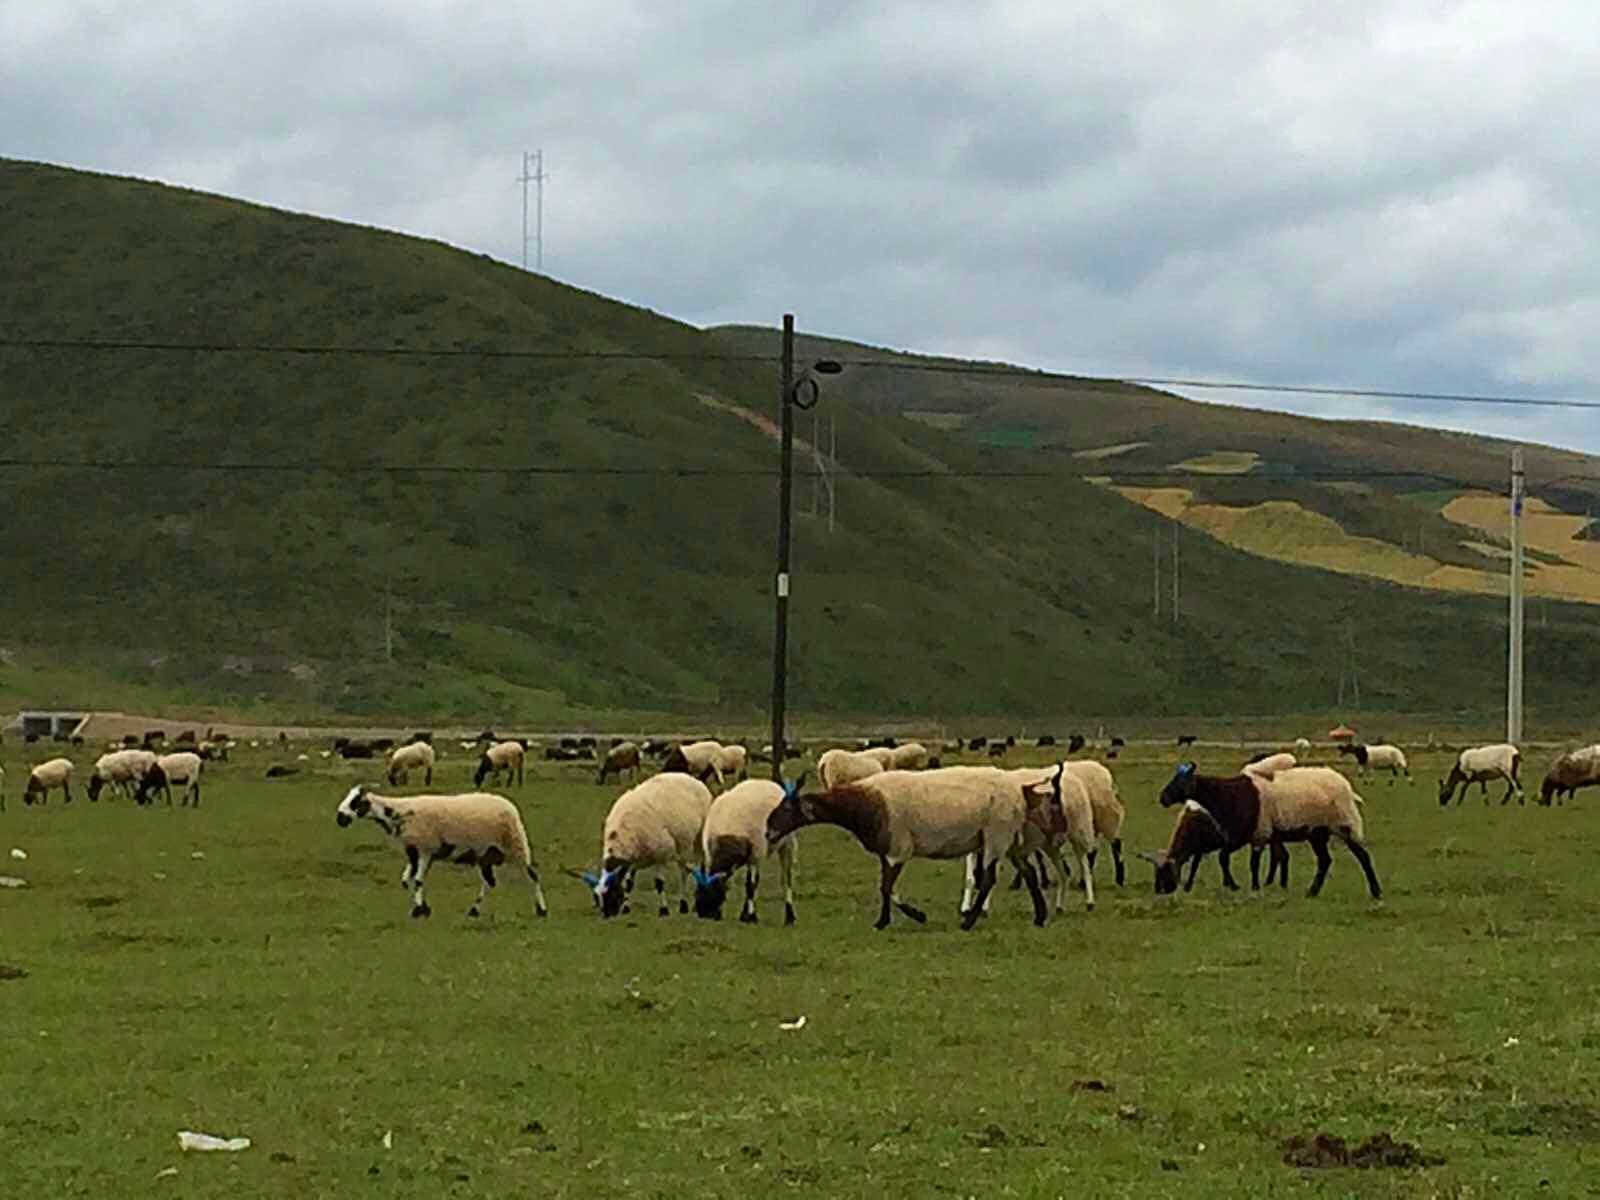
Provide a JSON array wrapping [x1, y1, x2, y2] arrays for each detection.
[[6, 0, 1600, 451]]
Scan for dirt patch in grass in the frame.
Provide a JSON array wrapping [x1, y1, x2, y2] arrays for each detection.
[[0, 963, 28, 981], [1281, 1131, 1444, 1169], [80, 894, 124, 909]]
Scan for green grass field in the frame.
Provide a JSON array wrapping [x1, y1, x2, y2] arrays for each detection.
[[5, 738, 1596, 1198]]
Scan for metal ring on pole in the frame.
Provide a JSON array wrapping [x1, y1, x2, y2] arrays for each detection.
[[790, 376, 821, 411]]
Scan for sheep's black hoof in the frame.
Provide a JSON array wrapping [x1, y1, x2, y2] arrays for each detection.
[[873, 916, 891, 931], [466, 906, 480, 918], [784, 905, 796, 927], [411, 903, 432, 919], [739, 910, 758, 925], [536, 906, 549, 918], [658, 906, 670, 918], [678, 899, 688, 914]]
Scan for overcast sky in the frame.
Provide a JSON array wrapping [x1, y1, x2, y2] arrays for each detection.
[[6, 1, 1600, 454]]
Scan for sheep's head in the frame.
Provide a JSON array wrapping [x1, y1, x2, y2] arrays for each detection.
[[336, 784, 372, 827], [135, 763, 167, 804], [691, 866, 730, 919], [1142, 801, 1225, 894], [1023, 764, 1066, 836], [1539, 775, 1558, 806], [86, 774, 105, 803], [764, 773, 812, 844], [1158, 762, 1199, 808], [594, 863, 630, 918], [1436, 775, 1455, 806]]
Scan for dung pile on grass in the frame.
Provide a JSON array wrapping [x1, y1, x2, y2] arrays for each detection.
[[1281, 1131, 1444, 1169]]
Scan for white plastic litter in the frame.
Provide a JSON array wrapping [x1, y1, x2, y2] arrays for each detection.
[[155, 1166, 179, 1179], [779, 1015, 807, 1031], [383, 1130, 393, 1150], [10, 848, 26, 861], [0, 875, 27, 889], [190, 852, 206, 860], [177, 1131, 251, 1153]]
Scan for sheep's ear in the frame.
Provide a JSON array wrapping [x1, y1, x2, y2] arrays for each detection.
[[782, 772, 807, 799]]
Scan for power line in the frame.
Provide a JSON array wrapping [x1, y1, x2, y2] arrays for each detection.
[[0, 337, 770, 365]]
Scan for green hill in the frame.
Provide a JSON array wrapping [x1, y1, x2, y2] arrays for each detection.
[[1, 157, 1596, 725]]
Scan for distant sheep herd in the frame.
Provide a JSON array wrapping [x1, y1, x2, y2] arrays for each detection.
[[6, 728, 1595, 927]]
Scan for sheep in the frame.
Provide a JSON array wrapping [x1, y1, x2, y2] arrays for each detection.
[[144, 752, 203, 807], [816, 747, 886, 789], [473, 740, 525, 788], [1540, 745, 1600, 805], [1294, 737, 1312, 756], [596, 740, 643, 785], [386, 741, 436, 787], [87, 749, 158, 803], [1244, 751, 1298, 777], [335, 784, 547, 919], [1438, 744, 1522, 806], [23, 758, 74, 805], [763, 765, 1054, 931], [712, 742, 748, 783], [1338, 742, 1410, 783], [888, 742, 929, 770], [659, 739, 725, 784], [974, 764, 1097, 915], [690, 779, 798, 925], [1066, 759, 1126, 887], [587, 772, 714, 918], [1147, 763, 1381, 899]]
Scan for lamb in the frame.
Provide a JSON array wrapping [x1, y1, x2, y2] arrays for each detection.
[[588, 773, 714, 918], [691, 779, 798, 925], [142, 752, 203, 807], [1244, 751, 1298, 777], [712, 742, 749, 783], [1438, 743, 1522, 806], [1147, 763, 1381, 899], [763, 765, 1054, 931], [335, 784, 547, 920], [816, 747, 886, 789], [659, 739, 725, 785], [87, 749, 158, 803], [974, 764, 1096, 915], [473, 740, 526, 788], [1338, 742, 1410, 782], [1540, 744, 1600, 805], [23, 758, 74, 805], [596, 740, 643, 785], [386, 741, 436, 787]]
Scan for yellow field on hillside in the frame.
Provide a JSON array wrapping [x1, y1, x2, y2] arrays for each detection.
[[1110, 486, 1600, 605], [1172, 449, 1260, 474]]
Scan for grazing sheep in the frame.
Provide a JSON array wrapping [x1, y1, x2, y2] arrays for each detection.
[[23, 758, 74, 805], [336, 785, 547, 919], [596, 741, 643, 785], [976, 764, 1097, 915], [1540, 745, 1600, 805], [87, 749, 158, 803], [1294, 737, 1312, 756], [816, 748, 886, 789], [1438, 744, 1523, 806], [145, 752, 203, 807], [473, 740, 526, 788], [862, 743, 928, 770], [1146, 763, 1275, 893], [659, 739, 725, 784], [588, 773, 714, 918], [265, 765, 300, 779], [764, 766, 1054, 931], [387, 741, 436, 787], [712, 743, 749, 783], [691, 779, 798, 925], [1176, 734, 1198, 747], [1338, 742, 1410, 783], [1066, 733, 1086, 754]]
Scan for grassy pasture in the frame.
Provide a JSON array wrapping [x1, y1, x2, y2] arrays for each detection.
[[3, 739, 1598, 1198]]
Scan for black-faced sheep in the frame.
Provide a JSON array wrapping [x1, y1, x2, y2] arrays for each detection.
[[87, 749, 158, 803], [691, 779, 797, 925], [335, 785, 547, 920], [1338, 742, 1410, 782], [659, 739, 724, 784], [143, 752, 203, 807], [588, 773, 714, 918], [596, 741, 643, 785], [1541, 745, 1600, 805], [1438, 744, 1522, 806], [386, 741, 436, 787], [23, 758, 74, 805], [764, 766, 1054, 931], [474, 740, 526, 788]]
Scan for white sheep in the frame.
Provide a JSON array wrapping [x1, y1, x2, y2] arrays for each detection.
[[387, 741, 436, 786], [1067, 759, 1126, 887], [473, 740, 525, 788], [1338, 742, 1410, 783], [596, 741, 643, 785], [23, 758, 74, 805], [712, 743, 748, 784], [335, 784, 547, 919], [1244, 752, 1298, 777], [660, 739, 725, 784], [589, 773, 714, 918], [1438, 743, 1522, 806], [1540, 744, 1600, 805], [764, 765, 1055, 930], [971, 764, 1097, 915], [1251, 765, 1382, 898], [88, 749, 158, 803], [691, 779, 798, 925], [816, 747, 885, 789], [146, 752, 203, 807], [1294, 737, 1312, 756]]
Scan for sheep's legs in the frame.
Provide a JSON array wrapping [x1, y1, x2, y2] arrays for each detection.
[[1004, 848, 1048, 927], [1218, 850, 1241, 891], [1076, 846, 1095, 912], [1250, 847, 1263, 890], [739, 864, 760, 924], [961, 853, 980, 915], [1183, 854, 1203, 892], [677, 865, 693, 914], [408, 851, 432, 918], [1340, 835, 1382, 899], [878, 857, 922, 928], [654, 876, 669, 917], [777, 838, 797, 926], [468, 862, 496, 917], [1109, 839, 1125, 887], [962, 856, 1003, 930], [525, 860, 549, 917], [1305, 829, 1333, 898]]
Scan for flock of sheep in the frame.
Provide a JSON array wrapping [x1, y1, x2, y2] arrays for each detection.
[[10, 730, 1598, 928]]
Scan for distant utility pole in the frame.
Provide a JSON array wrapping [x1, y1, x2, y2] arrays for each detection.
[[1153, 530, 1160, 619], [1171, 518, 1180, 623], [1508, 447, 1525, 743], [518, 150, 547, 272]]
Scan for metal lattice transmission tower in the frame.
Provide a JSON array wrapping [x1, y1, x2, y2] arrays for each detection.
[[518, 150, 548, 272]]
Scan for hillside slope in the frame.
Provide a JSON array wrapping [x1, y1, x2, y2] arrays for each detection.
[[2, 157, 1596, 722]]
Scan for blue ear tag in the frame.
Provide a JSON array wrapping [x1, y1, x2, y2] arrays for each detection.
[[581, 871, 599, 888], [1178, 762, 1195, 778]]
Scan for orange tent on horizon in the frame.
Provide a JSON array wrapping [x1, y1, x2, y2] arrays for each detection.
[[1328, 725, 1357, 741]]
